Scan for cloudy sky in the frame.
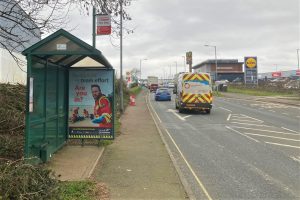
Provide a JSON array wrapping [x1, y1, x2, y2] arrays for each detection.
[[66, 0, 299, 79]]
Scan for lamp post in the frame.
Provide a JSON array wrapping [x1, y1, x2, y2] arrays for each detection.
[[204, 44, 218, 81], [139, 58, 148, 80], [174, 61, 177, 74], [182, 56, 186, 72], [297, 49, 299, 70]]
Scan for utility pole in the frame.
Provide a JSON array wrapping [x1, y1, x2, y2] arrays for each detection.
[[92, 7, 96, 47], [297, 49, 299, 70], [120, 1, 124, 113], [182, 56, 186, 72], [174, 61, 177, 74]]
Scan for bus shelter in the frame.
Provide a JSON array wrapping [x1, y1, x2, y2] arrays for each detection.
[[22, 29, 114, 163]]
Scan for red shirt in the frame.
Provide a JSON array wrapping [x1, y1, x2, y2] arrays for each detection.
[[94, 96, 112, 128]]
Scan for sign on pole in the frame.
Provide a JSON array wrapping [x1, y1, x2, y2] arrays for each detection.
[[96, 14, 111, 35], [186, 51, 193, 72], [244, 57, 258, 85]]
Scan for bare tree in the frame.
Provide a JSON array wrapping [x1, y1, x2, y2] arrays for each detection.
[[0, 0, 132, 70]]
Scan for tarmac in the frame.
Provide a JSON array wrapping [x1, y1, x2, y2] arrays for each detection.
[[46, 90, 299, 199]]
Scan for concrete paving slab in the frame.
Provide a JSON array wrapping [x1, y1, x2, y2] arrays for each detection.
[[47, 145, 104, 181]]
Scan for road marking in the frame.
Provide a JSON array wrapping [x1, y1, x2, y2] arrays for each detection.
[[182, 115, 192, 119], [282, 113, 289, 116], [167, 109, 186, 121], [164, 129, 213, 200], [281, 127, 300, 134], [265, 142, 300, 149], [268, 110, 276, 112], [225, 126, 260, 143], [147, 94, 162, 123], [244, 132, 300, 142], [230, 122, 274, 128], [230, 126, 300, 136], [230, 119, 263, 123], [227, 114, 231, 121], [218, 107, 232, 112], [240, 114, 264, 123], [290, 156, 300, 163], [297, 116, 300, 118]]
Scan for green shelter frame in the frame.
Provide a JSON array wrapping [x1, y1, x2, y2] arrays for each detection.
[[22, 29, 113, 163]]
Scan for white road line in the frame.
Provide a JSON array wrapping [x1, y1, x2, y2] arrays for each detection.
[[281, 127, 300, 134], [230, 122, 274, 128], [225, 126, 260, 143], [230, 126, 300, 136], [269, 110, 276, 112], [240, 114, 264, 123], [244, 132, 300, 142], [218, 107, 232, 112], [282, 113, 289, 116], [290, 156, 300, 163], [164, 129, 213, 200], [230, 119, 263, 123], [227, 114, 231, 121], [167, 109, 186, 121], [147, 94, 162, 123], [265, 142, 300, 149], [182, 115, 192, 119]]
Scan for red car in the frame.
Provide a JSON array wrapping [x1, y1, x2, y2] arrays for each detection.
[[149, 84, 158, 92]]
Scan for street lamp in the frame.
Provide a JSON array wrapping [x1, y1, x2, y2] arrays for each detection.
[[297, 49, 299, 70], [139, 58, 148, 80], [204, 44, 218, 81], [182, 56, 186, 72], [174, 61, 178, 74]]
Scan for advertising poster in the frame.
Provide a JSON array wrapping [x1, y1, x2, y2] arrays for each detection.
[[244, 57, 258, 85], [68, 69, 114, 139]]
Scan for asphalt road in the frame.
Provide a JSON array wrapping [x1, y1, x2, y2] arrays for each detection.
[[148, 90, 300, 200]]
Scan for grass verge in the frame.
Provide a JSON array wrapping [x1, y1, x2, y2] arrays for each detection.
[[227, 85, 298, 96], [59, 181, 96, 200]]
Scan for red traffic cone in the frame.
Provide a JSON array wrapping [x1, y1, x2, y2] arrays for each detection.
[[130, 95, 136, 106]]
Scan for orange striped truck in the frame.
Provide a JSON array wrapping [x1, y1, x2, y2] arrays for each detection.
[[174, 72, 213, 114]]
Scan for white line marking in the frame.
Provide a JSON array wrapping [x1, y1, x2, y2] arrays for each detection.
[[282, 113, 289, 116], [296, 116, 300, 118], [290, 156, 300, 163], [219, 107, 232, 112], [225, 126, 260, 143], [230, 122, 274, 127], [164, 129, 213, 200], [147, 94, 162, 123], [227, 114, 231, 121], [269, 110, 276, 112], [265, 142, 300, 149], [240, 114, 264, 123], [244, 132, 300, 142], [229, 126, 300, 136], [182, 115, 192, 119], [167, 109, 186, 121], [281, 127, 300, 134], [230, 119, 264, 123]]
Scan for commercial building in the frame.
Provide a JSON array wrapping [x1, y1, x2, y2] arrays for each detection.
[[192, 59, 244, 82], [0, 0, 41, 83]]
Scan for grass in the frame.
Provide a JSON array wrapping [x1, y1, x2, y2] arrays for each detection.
[[59, 181, 96, 200], [129, 86, 142, 96], [227, 85, 298, 97]]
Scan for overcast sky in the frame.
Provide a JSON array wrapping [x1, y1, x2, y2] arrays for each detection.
[[66, 0, 299, 79]]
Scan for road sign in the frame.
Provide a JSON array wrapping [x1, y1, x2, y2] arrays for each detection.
[[244, 57, 258, 85], [96, 14, 111, 35], [186, 51, 192, 65]]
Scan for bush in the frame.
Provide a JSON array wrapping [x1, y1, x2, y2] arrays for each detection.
[[0, 159, 60, 200]]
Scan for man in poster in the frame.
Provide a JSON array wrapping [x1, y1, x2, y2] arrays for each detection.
[[91, 84, 112, 128]]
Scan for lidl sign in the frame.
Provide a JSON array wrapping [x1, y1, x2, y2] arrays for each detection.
[[245, 57, 257, 69]]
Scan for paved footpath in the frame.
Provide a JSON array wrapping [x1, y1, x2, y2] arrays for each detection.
[[93, 89, 187, 200]]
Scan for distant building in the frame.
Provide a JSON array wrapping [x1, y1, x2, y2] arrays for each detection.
[[0, 0, 41, 83], [192, 59, 244, 82], [258, 70, 300, 79]]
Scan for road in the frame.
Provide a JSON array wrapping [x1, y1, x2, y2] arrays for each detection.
[[147, 90, 300, 200]]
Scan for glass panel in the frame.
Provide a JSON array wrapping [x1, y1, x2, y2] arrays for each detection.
[[31, 60, 45, 121], [28, 123, 44, 158], [46, 64, 57, 116]]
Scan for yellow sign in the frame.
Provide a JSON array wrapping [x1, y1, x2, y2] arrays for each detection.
[[245, 57, 257, 68]]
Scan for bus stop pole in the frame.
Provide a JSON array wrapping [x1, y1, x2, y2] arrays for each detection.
[[120, 1, 124, 113]]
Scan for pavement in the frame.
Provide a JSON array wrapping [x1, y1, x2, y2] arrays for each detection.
[[46, 90, 299, 198]]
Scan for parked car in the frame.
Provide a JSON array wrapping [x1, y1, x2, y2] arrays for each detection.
[[155, 88, 171, 101]]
